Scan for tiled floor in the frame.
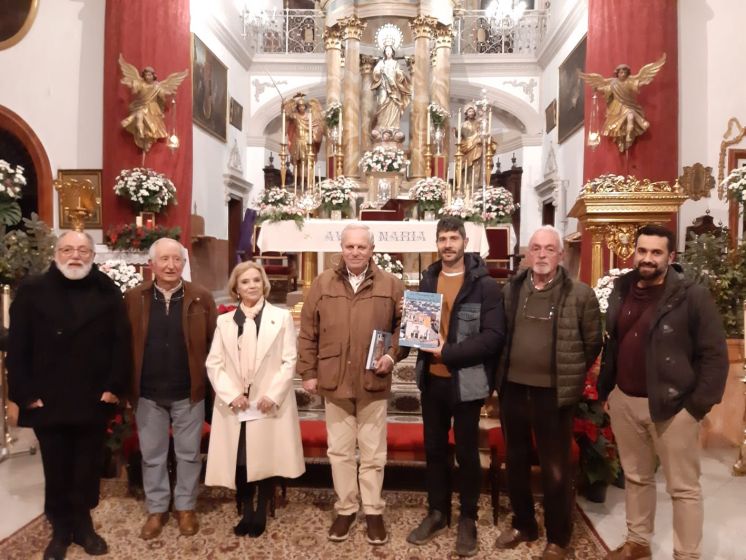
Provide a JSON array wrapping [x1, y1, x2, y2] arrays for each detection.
[[1, 427, 744, 559]]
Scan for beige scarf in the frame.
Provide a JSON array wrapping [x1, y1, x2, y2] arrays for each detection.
[[237, 297, 264, 393]]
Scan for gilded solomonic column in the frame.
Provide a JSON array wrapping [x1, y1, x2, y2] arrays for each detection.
[[432, 23, 453, 163], [324, 25, 343, 162], [339, 16, 366, 178], [408, 15, 436, 179]]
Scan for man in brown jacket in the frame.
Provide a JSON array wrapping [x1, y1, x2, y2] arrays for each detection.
[[124, 238, 217, 540], [297, 223, 404, 546]]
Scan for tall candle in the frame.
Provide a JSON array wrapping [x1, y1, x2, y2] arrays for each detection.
[[427, 115, 431, 145], [457, 109, 462, 143], [2, 285, 9, 329], [488, 108, 492, 133], [281, 108, 286, 140]]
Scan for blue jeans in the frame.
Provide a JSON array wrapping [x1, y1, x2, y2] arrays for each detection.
[[135, 397, 205, 513]]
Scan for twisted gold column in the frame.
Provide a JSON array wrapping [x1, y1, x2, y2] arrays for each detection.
[[408, 15, 436, 179], [339, 16, 366, 178]]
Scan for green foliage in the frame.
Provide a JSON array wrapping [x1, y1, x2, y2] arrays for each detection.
[[0, 200, 22, 226], [104, 223, 181, 251], [679, 232, 746, 337], [0, 213, 56, 286]]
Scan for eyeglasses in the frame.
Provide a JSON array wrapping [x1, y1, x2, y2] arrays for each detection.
[[57, 246, 93, 257], [522, 298, 555, 321], [529, 245, 559, 255]]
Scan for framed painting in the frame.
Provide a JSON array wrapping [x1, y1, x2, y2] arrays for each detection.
[[229, 97, 243, 131], [56, 169, 103, 229], [558, 35, 586, 144], [0, 0, 38, 50], [545, 99, 557, 133], [192, 34, 228, 142]]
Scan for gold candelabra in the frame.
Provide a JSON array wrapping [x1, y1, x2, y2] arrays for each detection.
[[424, 142, 433, 178], [335, 138, 344, 178], [279, 141, 288, 189]]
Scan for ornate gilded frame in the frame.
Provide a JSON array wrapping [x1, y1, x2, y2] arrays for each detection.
[[0, 0, 39, 50]]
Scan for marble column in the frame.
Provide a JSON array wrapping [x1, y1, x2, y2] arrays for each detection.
[[360, 55, 377, 153], [324, 25, 343, 161], [339, 16, 366, 178], [432, 23, 453, 163], [409, 15, 436, 179]]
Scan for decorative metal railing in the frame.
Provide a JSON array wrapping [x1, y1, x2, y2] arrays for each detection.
[[453, 10, 548, 55], [243, 9, 548, 57]]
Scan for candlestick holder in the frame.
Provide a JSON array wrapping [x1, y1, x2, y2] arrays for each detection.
[[279, 142, 288, 188], [335, 139, 344, 178], [424, 142, 433, 177]]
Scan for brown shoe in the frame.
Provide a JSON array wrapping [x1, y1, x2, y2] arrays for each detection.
[[174, 510, 199, 536], [328, 513, 356, 541], [140, 512, 169, 540], [606, 540, 652, 560], [365, 514, 388, 545], [542, 543, 568, 559], [495, 527, 539, 549]]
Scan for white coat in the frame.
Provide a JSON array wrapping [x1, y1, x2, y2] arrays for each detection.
[[204, 302, 305, 487]]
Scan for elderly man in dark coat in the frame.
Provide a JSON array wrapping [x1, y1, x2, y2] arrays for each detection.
[[7, 230, 131, 560]]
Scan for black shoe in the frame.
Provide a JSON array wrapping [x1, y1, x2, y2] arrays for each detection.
[[43, 534, 70, 560], [72, 531, 108, 556], [455, 517, 478, 557], [247, 480, 271, 538], [406, 510, 448, 545], [495, 526, 539, 549]]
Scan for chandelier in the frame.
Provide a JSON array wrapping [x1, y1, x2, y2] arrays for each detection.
[[485, 0, 527, 28], [238, 4, 278, 38]]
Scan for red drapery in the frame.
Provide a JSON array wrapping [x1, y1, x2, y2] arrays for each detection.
[[580, 0, 678, 280], [102, 0, 192, 242]]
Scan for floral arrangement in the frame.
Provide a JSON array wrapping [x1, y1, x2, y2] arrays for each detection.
[[373, 252, 405, 280], [439, 199, 482, 222], [428, 103, 450, 128], [359, 146, 409, 173], [319, 176, 356, 212], [104, 223, 181, 251], [593, 268, 632, 314], [113, 167, 177, 213], [324, 101, 342, 129], [99, 259, 144, 293], [257, 187, 304, 226], [411, 177, 447, 213], [721, 166, 746, 204], [472, 186, 518, 225], [106, 408, 135, 454], [0, 213, 55, 286], [0, 159, 26, 226]]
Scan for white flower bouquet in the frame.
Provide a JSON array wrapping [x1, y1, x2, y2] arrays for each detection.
[[319, 176, 356, 212], [99, 259, 144, 293], [439, 199, 482, 222], [113, 167, 177, 213], [325, 101, 342, 129], [359, 146, 409, 173], [373, 252, 405, 280], [0, 159, 26, 226], [257, 187, 304, 226], [411, 177, 447, 212], [473, 186, 518, 224], [722, 166, 746, 204], [428, 103, 450, 128], [594, 268, 632, 314]]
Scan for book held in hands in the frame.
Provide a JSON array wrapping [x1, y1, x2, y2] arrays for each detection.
[[398, 290, 443, 349], [365, 330, 392, 370]]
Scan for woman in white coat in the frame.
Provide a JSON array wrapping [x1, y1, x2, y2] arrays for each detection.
[[205, 261, 305, 537]]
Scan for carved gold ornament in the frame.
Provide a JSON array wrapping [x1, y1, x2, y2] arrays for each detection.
[[679, 163, 715, 201], [605, 224, 638, 260]]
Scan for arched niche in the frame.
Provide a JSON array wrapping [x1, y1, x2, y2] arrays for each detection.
[[0, 104, 53, 224]]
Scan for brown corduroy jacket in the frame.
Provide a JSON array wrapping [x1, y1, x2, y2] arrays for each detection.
[[124, 280, 217, 403], [296, 259, 405, 404]]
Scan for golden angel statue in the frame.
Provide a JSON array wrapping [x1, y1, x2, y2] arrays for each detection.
[[282, 93, 324, 169], [371, 43, 411, 133], [579, 54, 666, 152], [118, 54, 188, 152]]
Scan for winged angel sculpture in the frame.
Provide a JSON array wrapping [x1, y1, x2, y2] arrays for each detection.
[[580, 54, 666, 152], [118, 54, 188, 152], [282, 93, 324, 170]]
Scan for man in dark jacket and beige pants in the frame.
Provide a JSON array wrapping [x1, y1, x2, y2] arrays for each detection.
[[297, 223, 404, 546], [598, 224, 728, 560], [496, 225, 602, 560], [406, 216, 505, 557]]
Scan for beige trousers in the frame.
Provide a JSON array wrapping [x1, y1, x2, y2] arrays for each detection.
[[608, 388, 703, 560], [324, 397, 388, 515]]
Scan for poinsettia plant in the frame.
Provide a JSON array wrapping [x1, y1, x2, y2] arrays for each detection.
[[105, 223, 181, 251]]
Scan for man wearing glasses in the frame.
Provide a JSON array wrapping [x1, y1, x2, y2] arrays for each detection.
[[495, 225, 601, 560], [7, 231, 131, 559]]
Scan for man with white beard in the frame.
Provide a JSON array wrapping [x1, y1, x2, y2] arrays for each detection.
[[7, 230, 131, 560]]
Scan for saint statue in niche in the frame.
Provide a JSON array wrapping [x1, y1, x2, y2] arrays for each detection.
[[579, 53, 666, 152], [371, 42, 411, 134], [118, 54, 188, 153], [282, 93, 324, 170], [460, 103, 497, 187]]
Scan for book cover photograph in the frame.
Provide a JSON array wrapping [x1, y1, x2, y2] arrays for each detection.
[[365, 330, 392, 370], [399, 290, 443, 349]]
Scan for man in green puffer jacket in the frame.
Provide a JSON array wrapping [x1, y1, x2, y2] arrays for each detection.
[[495, 225, 602, 560]]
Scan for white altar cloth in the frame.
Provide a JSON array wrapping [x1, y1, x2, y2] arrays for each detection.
[[257, 220, 494, 258]]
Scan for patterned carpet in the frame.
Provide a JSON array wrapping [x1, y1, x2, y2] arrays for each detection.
[[0, 479, 608, 559]]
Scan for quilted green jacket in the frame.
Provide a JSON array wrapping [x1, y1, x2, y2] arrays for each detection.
[[496, 266, 602, 407]]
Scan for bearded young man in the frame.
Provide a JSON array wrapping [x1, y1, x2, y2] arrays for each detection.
[[598, 224, 728, 560], [7, 231, 131, 560]]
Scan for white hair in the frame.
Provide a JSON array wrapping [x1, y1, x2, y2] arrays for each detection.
[[148, 237, 187, 260], [529, 225, 564, 251], [340, 223, 375, 247], [55, 230, 95, 251]]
